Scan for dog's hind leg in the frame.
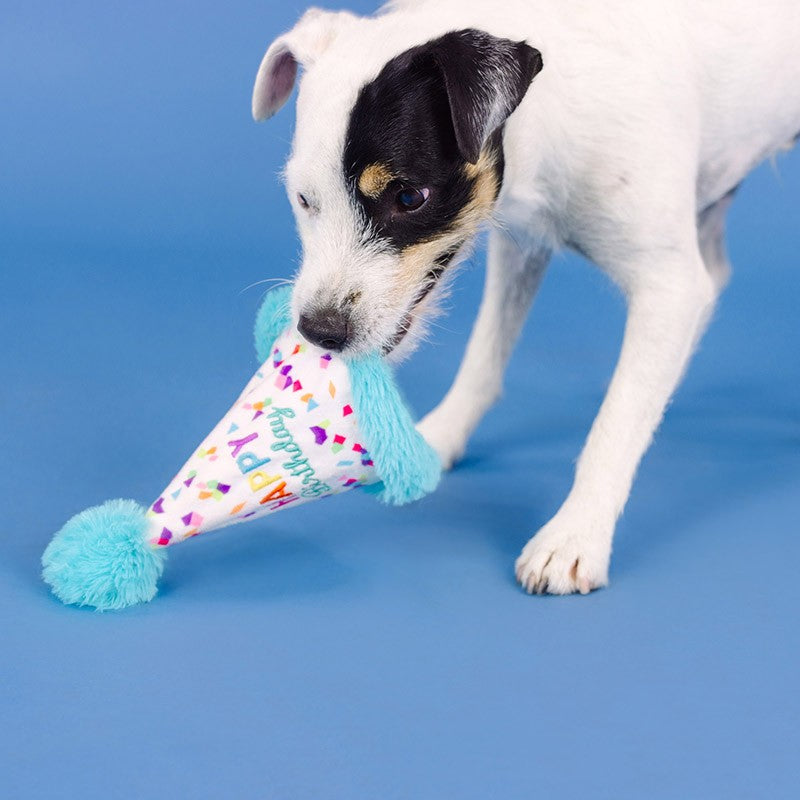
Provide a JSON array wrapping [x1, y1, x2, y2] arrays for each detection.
[[697, 189, 736, 292], [417, 229, 550, 468], [516, 228, 719, 595]]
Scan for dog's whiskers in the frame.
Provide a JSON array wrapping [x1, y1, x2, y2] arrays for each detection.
[[239, 277, 295, 296]]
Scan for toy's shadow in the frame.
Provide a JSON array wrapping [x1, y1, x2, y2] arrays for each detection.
[[159, 527, 357, 604]]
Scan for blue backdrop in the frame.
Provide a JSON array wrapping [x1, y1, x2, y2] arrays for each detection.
[[2, 2, 798, 798]]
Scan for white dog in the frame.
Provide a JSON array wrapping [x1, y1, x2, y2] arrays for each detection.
[[251, 0, 800, 594]]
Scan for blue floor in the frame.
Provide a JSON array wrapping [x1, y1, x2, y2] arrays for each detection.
[[2, 3, 799, 798]]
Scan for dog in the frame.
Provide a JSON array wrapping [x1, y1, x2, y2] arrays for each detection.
[[250, 0, 800, 594]]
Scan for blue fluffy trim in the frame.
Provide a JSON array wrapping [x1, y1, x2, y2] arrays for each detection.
[[42, 499, 167, 611], [254, 285, 293, 363], [254, 285, 438, 504], [348, 355, 441, 505]]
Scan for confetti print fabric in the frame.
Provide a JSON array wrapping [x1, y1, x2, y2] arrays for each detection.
[[145, 332, 378, 547]]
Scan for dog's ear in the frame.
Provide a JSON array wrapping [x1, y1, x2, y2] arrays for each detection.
[[426, 29, 543, 164], [252, 8, 354, 121]]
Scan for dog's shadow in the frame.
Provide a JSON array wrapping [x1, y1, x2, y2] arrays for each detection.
[[612, 386, 800, 577], [458, 380, 800, 585]]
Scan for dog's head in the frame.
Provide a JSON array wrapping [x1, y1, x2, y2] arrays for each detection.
[[252, 8, 542, 357]]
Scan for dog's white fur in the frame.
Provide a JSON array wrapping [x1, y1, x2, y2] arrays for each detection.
[[254, 0, 800, 594]]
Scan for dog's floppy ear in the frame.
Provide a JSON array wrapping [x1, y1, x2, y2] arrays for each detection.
[[252, 8, 354, 121], [426, 29, 543, 164]]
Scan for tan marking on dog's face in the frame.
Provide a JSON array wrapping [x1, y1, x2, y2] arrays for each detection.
[[394, 149, 500, 297], [357, 163, 396, 200]]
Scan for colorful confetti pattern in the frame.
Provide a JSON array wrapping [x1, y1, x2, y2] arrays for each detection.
[[145, 333, 378, 547]]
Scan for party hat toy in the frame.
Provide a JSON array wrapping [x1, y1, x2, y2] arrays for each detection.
[[42, 287, 440, 610]]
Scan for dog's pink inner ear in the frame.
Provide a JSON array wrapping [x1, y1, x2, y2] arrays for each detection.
[[252, 46, 298, 121]]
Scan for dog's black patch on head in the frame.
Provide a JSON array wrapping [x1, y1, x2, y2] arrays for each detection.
[[343, 43, 473, 251], [342, 29, 542, 254]]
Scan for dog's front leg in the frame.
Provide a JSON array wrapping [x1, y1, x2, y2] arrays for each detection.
[[516, 248, 718, 594], [418, 229, 550, 468]]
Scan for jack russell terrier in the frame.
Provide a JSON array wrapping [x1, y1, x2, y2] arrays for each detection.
[[250, 0, 800, 594]]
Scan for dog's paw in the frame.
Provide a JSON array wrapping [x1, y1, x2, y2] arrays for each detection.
[[515, 514, 612, 595], [416, 408, 467, 471]]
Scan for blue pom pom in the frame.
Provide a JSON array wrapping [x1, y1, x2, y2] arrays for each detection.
[[42, 499, 167, 611]]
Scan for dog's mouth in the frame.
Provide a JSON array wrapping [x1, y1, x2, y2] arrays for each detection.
[[383, 249, 459, 354]]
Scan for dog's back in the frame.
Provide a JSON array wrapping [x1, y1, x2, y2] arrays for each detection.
[[387, 0, 800, 210], [682, 0, 800, 203]]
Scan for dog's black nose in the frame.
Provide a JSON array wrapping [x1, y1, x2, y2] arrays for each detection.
[[297, 308, 350, 351]]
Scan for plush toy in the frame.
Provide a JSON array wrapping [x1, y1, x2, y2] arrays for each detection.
[[41, 287, 440, 610]]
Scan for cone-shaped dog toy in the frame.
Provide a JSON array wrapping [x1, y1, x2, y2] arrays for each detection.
[[42, 287, 440, 610]]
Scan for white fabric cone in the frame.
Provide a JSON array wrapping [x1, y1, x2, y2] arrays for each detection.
[[145, 330, 379, 547]]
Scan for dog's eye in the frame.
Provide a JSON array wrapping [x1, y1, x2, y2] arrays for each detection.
[[395, 187, 430, 211], [297, 193, 310, 210]]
